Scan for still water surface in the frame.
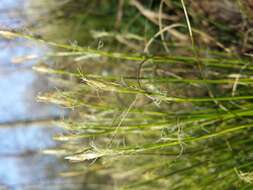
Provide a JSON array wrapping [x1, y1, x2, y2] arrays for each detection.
[[0, 1, 79, 189]]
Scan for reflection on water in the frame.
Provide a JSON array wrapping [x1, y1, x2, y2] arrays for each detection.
[[0, 0, 79, 189], [0, 0, 24, 28]]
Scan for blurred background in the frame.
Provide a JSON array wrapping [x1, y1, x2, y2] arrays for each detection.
[[0, 0, 83, 189]]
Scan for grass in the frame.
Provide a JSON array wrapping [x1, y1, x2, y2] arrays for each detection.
[[2, 0, 253, 189]]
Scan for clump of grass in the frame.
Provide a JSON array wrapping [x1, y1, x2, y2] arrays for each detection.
[[2, 0, 253, 189], [32, 40, 253, 189]]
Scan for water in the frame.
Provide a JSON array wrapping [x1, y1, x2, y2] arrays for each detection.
[[0, 1, 79, 189]]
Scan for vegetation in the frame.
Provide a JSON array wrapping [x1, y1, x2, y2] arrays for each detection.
[[2, 0, 253, 189]]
